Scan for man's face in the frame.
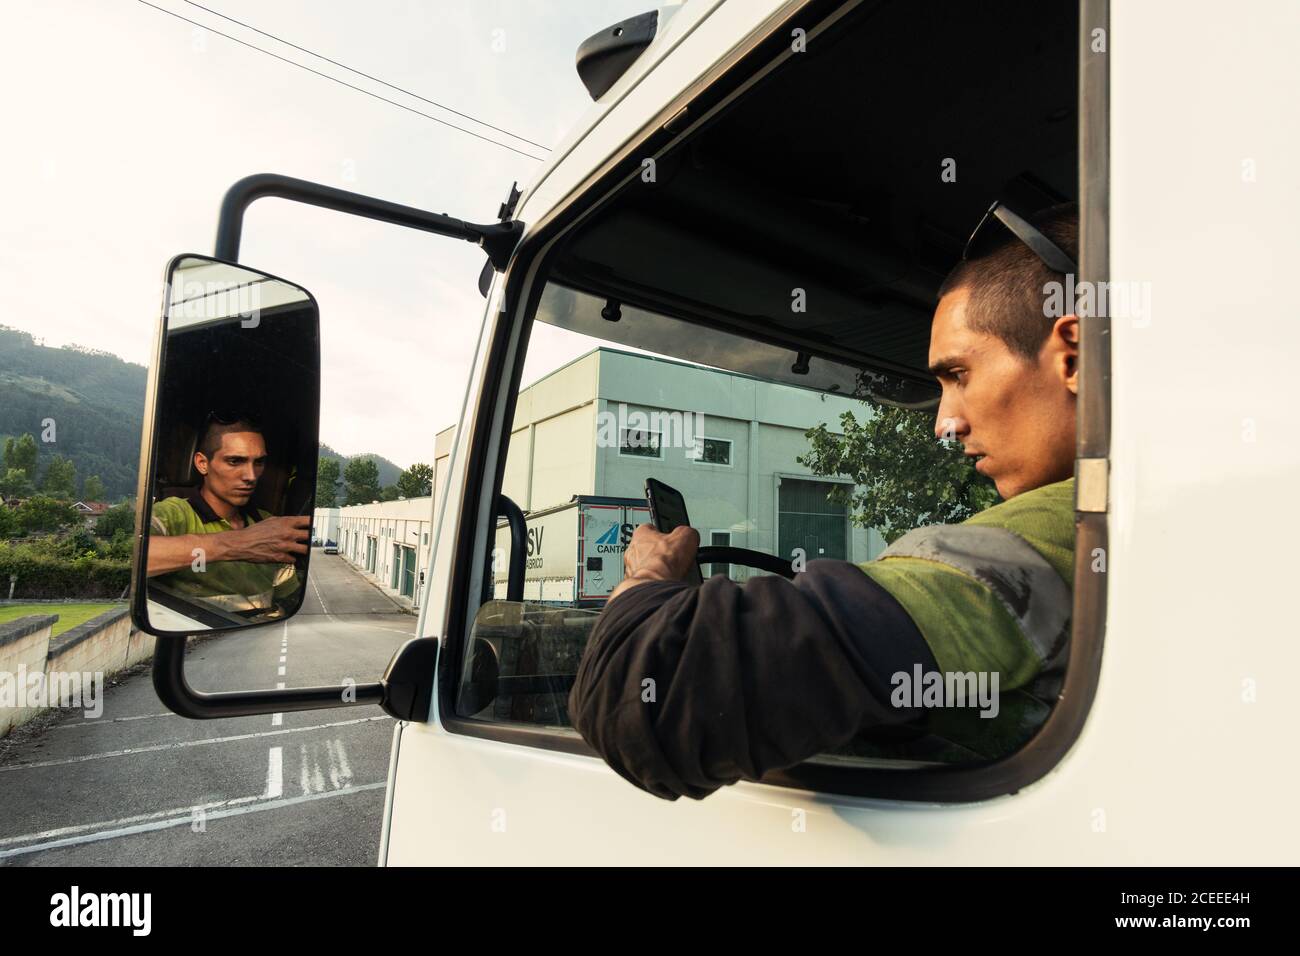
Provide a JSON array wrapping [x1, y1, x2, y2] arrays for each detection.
[[928, 287, 1078, 499], [195, 431, 267, 509]]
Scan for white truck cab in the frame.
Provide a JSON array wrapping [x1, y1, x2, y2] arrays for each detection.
[[132, 0, 1300, 865]]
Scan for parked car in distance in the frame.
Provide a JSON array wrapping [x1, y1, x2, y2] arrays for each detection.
[[323, 540, 338, 555]]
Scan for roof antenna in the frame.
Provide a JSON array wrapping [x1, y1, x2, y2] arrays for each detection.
[[791, 351, 811, 375], [601, 299, 622, 322]]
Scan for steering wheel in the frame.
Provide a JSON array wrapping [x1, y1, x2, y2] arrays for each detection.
[[695, 546, 796, 580]]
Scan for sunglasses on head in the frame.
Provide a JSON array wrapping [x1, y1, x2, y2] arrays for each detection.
[[962, 200, 1077, 275]]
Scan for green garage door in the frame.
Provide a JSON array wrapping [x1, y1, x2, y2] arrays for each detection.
[[400, 546, 416, 598], [778, 478, 848, 562]]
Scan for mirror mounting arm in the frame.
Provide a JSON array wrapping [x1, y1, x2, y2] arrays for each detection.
[[152, 635, 384, 718], [214, 173, 523, 271]]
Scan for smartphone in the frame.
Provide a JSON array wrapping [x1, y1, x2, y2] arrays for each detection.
[[644, 478, 703, 586]]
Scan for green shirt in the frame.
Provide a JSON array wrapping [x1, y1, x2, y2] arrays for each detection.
[[859, 477, 1075, 686], [151, 491, 301, 612], [855, 478, 1076, 760]]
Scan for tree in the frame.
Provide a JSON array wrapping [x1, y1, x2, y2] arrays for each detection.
[[799, 397, 999, 545], [16, 495, 81, 533], [378, 485, 401, 502], [396, 462, 434, 498], [103, 528, 133, 561], [3, 433, 37, 481], [0, 468, 34, 499], [342, 456, 381, 506], [0, 504, 18, 538], [95, 502, 135, 539], [61, 528, 98, 558], [40, 454, 77, 499], [315, 456, 340, 507], [82, 474, 105, 502]]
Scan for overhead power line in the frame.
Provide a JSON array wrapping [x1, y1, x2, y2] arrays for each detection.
[[182, 0, 551, 152], [134, 0, 547, 161]]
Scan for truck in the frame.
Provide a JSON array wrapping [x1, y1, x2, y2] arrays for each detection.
[[493, 496, 651, 605], [131, 0, 1300, 866]]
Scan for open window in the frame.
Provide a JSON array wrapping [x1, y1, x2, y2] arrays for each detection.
[[442, 0, 1108, 800]]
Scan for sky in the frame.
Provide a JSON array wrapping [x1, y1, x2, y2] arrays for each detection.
[[0, 0, 656, 469]]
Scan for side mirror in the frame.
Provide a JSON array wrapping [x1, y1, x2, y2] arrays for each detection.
[[132, 174, 513, 720], [132, 255, 320, 637]]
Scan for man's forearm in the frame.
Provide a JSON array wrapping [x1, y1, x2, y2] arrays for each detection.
[[146, 530, 240, 576], [569, 561, 940, 800]]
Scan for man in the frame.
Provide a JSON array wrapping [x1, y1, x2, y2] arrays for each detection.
[[148, 416, 310, 614], [568, 202, 1081, 800]]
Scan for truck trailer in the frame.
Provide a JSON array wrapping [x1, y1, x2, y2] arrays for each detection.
[[492, 495, 651, 605]]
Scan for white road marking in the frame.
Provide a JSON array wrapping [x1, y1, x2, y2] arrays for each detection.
[[297, 738, 355, 793], [299, 744, 312, 794], [276, 682, 285, 690], [271, 712, 282, 727], [330, 738, 353, 782], [265, 746, 283, 798], [279, 655, 286, 663], [54, 713, 175, 729], [0, 783, 386, 859], [277, 665, 285, 676], [0, 716, 390, 772], [0, 793, 265, 847], [309, 572, 332, 619]]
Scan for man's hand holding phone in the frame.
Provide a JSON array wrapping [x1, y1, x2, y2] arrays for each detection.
[[609, 524, 700, 603]]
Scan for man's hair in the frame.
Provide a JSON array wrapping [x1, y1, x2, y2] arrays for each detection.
[[936, 202, 1079, 359], [197, 417, 263, 460]]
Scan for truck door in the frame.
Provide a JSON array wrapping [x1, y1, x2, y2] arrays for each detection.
[[383, 0, 1116, 864]]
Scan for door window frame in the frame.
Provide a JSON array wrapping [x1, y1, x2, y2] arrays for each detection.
[[436, 0, 1111, 803]]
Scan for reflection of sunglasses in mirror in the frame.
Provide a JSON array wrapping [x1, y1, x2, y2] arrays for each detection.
[[203, 410, 262, 430]]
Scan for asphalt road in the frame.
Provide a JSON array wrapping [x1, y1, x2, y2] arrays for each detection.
[[0, 552, 413, 866]]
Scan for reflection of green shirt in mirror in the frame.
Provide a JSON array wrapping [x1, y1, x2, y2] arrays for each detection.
[[150, 490, 301, 613]]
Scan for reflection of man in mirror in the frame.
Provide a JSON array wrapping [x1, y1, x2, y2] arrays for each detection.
[[147, 415, 309, 614]]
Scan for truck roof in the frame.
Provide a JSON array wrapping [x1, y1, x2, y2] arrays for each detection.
[[513, 0, 773, 230]]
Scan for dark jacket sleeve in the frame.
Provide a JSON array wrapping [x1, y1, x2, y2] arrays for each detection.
[[567, 560, 939, 801]]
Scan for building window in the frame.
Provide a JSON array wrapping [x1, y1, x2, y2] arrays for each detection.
[[618, 427, 662, 459], [690, 437, 732, 466], [709, 530, 731, 577], [778, 478, 848, 562], [423, 532, 429, 545]]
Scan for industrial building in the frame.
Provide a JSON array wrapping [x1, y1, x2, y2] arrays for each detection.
[[317, 348, 882, 608]]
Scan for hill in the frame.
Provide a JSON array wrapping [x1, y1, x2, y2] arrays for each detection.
[[0, 326, 406, 500], [318, 443, 403, 488], [0, 326, 146, 500]]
